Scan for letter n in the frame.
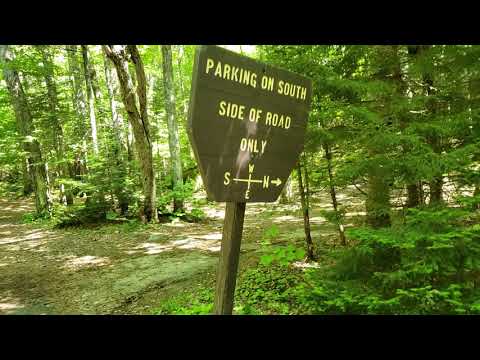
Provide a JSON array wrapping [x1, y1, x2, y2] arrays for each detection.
[[263, 176, 270, 189]]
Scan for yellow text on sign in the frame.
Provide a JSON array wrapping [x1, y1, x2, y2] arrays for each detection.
[[218, 100, 292, 129]]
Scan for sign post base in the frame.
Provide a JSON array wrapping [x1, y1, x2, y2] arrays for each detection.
[[213, 202, 246, 315]]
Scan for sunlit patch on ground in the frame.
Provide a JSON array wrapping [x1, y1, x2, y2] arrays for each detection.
[[313, 203, 334, 210], [129, 242, 171, 255], [292, 260, 321, 269], [0, 229, 52, 246], [0, 223, 29, 231], [0, 204, 35, 213], [309, 216, 327, 224], [163, 218, 188, 228], [202, 207, 225, 219], [273, 215, 302, 224], [346, 211, 366, 216], [126, 232, 223, 255], [63, 255, 111, 271], [0, 297, 24, 313], [270, 204, 301, 212], [172, 237, 221, 252]]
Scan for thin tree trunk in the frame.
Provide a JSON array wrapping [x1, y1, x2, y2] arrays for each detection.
[[37, 45, 73, 205], [1, 45, 52, 215], [417, 45, 443, 205], [304, 154, 311, 210], [399, 45, 421, 208], [81, 45, 99, 155], [324, 143, 346, 246], [297, 160, 315, 261], [147, 73, 156, 105], [103, 50, 125, 147], [161, 45, 184, 212], [103, 49, 129, 215], [66, 45, 88, 178], [103, 45, 158, 223], [176, 45, 189, 120]]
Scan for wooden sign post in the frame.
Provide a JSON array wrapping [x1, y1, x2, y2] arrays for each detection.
[[213, 202, 245, 314], [187, 45, 312, 314]]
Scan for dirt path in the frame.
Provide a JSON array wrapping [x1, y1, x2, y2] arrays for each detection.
[[0, 197, 227, 314], [0, 189, 356, 314]]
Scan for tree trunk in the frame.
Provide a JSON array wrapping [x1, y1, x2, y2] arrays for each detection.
[[304, 154, 311, 210], [81, 45, 99, 155], [103, 49, 129, 215], [103, 45, 158, 223], [418, 180, 426, 205], [176, 45, 189, 120], [417, 45, 443, 205], [397, 45, 421, 208], [406, 184, 420, 208], [66, 45, 88, 178], [161, 45, 184, 213], [324, 143, 346, 246], [1, 45, 52, 215], [297, 160, 315, 261], [37, 45, 73, 205]]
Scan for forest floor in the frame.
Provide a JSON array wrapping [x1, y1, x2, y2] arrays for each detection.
[[0, 188, 364, 315]]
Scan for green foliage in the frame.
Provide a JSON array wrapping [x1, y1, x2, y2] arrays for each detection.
[[21, 210, 52, 225], [258, 225, 305, 266], [4, 45, 480, 315], [189, 207, 205, 221], [51, 196, 111, 228], [157, 180, 194, 215], [319, 207, 346, 226], [260, 245, 306, 267], [288, 206, 480, 314], [260, 224, 279, 245], [235, 265, 304, 314], [153, 288, 214, 315]]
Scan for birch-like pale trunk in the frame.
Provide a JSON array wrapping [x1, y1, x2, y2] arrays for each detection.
[[176, 45, 189, 120], [161, 45, 184, 212], [81, 45, 99, 155]]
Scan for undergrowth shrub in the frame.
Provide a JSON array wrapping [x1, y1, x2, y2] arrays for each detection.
[[295, 205, 480, 314]]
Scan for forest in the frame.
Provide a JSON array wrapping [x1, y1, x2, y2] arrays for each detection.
[[0, 44, 480, 315]]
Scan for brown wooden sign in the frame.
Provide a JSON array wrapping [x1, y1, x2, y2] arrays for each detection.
[[188, 45, 312, 203]]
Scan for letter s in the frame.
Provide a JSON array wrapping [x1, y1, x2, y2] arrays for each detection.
[[224, 171, 231, 185], [219, 101, 226, 116]]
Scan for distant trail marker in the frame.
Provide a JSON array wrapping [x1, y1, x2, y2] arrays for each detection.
[[187, 45, 312, 314]]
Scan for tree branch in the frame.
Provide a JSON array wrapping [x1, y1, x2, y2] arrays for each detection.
[[353, 183, 368, 196]]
